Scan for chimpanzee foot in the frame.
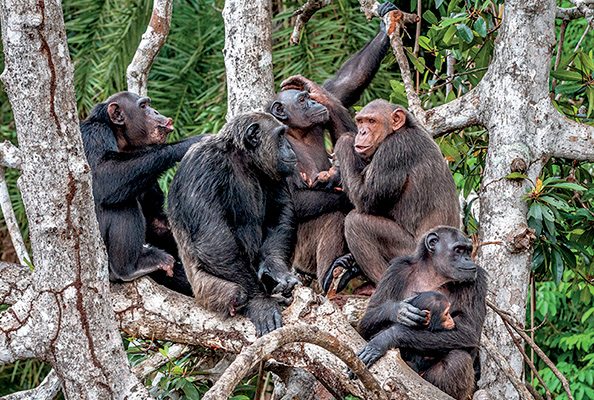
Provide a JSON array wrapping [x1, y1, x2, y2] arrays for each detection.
[[228, 289, 248, 317], [245, 295, 283, 337], [157, 253, 175, 277], [322, 253, 362, 296]]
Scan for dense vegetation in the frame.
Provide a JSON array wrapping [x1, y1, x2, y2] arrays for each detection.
[[0, 0, 593, 398]]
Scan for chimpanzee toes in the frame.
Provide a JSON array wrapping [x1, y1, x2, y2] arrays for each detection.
[[378, 1, 398, 18], [322, 253, 361, 295]]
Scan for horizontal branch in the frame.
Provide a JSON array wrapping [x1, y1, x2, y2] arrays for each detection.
[[422, 88, 482, 137], [203, 325, 388, 400], [0, 369, 60, 400], [556, 6, 584, 20], [545, 106, 594, 161]]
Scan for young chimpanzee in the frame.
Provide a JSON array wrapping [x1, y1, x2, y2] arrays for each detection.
[[81, 91, 200, 292], [167, 113, 301, 337], [355, 227, 486, 400], [264, 1, 398, 289], [325, 100, 460, 292], [401, 291, 455, 375]]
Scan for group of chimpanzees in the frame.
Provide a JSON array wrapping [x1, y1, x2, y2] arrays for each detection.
[[79, 5, 486, 399]]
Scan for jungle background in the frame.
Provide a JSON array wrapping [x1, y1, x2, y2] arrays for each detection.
[[0, 0, 592, 399]]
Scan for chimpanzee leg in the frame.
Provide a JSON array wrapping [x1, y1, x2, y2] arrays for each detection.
[[103, 205, 173, 282], [186, 268, 248, 317], [292, 212, 347, 288], [421, 350, 474, 400], [344, 211, 416, 284]]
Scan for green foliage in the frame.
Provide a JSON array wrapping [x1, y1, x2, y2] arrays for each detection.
[[531, 270, 594, 400]]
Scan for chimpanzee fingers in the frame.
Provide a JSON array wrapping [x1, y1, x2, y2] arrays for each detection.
[[280, 74, 307, 91], [357, 345, 382, 368]]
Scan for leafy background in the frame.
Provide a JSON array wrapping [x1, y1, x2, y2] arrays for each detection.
[[1, 0, 593, 398]]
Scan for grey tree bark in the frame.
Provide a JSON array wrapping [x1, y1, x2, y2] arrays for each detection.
[[0, 0, 150, 398], [222, 0, 275, 119]]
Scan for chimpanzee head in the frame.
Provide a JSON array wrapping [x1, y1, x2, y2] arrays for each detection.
[[220, 112, 297, 180], [354, 99, 410, 160], [106, 91, 173, 150], [419, 226, 478, 283], [409, 291, 455, 332], [267, 90, 329, 129]]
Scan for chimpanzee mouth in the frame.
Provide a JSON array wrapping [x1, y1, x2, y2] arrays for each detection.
[[355, 145, 372, 154], [159, 118, 175, 133]]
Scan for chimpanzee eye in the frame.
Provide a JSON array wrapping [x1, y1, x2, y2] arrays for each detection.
[[369, 119, 375, 124]]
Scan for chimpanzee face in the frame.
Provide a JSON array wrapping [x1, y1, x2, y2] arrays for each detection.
[[241, 113, 297, 179], [354, 104, 406, 160], [268, 90, 329, 129], [107, 92, 173, 149], [425, 229, 478, 283]]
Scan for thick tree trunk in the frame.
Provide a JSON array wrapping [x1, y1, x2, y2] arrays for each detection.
[[0, 0, 149, 398], [222, 0, 275, 119]]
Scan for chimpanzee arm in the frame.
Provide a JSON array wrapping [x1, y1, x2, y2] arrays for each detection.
[[292, 188, 352, 221], [324, 98, 357, 143], [258, 182, 301, 296], [323, 2, 397, 109], [335, 134, 407, 212]]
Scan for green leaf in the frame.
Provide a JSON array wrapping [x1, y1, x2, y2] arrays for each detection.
[[551, 250, 564, 285], [587, 86, 594, 118], [474, 17, 487, 37], [436, 0, 445, 9], [540, 204, 555, 222], [457, 23, 474, 43], [540, 196, 571, 211], [443, 25, 457, 45], [423, 10, 439, 26], [583, 307, 594, 324], [407, 52, 426, 74], [527, 203, 542, 222], [579, 52, 594, 72], [418, 35, 432, 51], [555, 82, 584, 94], [550, 69, 583, 82], [504, 172, 527, 180], [548, 182, 586, 191], [441, 15, 468, 27], [181, 380, 200, 398]]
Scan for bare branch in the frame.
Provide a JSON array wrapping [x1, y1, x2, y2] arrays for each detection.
[[481, 334, 534, 400], [0, 369, 61, 400], [0, 262, 31, 305], [423, 89, 482, 136], [566, 0, 594, 29], [290, 0, 331, 45], [202, 325, 388, 400], [127, 0, 174, 96], [0, 141, 21, 169], [0, 168, 30, 265], [545, 106, 594, 161]]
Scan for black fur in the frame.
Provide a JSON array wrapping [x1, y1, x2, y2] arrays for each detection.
[[167, 112, 301, 336], [355, 227, 487, 400], [80, 91, 200, 294]]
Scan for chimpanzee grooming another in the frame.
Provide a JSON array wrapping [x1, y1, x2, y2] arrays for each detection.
[[81, 91, 200, 293], [265, 2, 398, 287], [401, 291, 455, 375], [355, 227, 487, 400], [167, 113, 301, 336], [325, 100, 460, 292]]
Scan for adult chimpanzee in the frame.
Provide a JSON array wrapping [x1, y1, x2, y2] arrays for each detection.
[[355, 227, 487, 400], [265, 1, 398, 289], [325, 100, 460, 292], [81, 91, 200, 293], [167, 113, 301, 336]]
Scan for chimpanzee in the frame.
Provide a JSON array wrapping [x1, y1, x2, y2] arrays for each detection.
[[167, 113, 301, 336], [325, 100, 460, 292], [265, 1, 398, 289], [355, 227, 487, 400], [401, 291, 455, 375], [81, 91, 200, 293]]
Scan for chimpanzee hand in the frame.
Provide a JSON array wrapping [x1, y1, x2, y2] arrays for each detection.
[[322, 253, 361, 295], [280, 75, 330, 107], [378, 2, 399, 33], [392, 297, 429, 327], [244, 295, 283, 337], [311, 166, 342, 191], [258, 261, 301, 297], [348, 340, 388, 379]]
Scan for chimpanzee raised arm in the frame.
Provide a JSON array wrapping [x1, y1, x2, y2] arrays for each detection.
[[81, 91, 201, 285]]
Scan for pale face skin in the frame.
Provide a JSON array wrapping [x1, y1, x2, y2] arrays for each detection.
[[354, 105, 406, 159]]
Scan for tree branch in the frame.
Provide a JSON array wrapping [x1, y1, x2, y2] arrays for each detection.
[[0, 141, 21, 169], [0, 168, 30, 265], [545, 105, 594, 161], [0, 262, 31, 305], [202, 325, 388, 400], [423, 89, 482, 136], [289, 0, 331, 45], [126, 0, 174, 96], [566, 0, 594, 29], [132, 343, 189, 380], [481, 334, 534, 400], [0, 369, 61, 400]]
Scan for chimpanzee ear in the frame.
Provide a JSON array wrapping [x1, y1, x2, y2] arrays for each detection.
[[245, 123, 261, 148], [270, 101, 288, 121], [425, 232, 439, 254], [107, 102, 125, 126], [390, 109, 406, 132]]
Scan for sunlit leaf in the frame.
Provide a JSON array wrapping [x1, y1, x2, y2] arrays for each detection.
[[423, 10, 439, 26], [474, 17, 487, 37], [457, 23, 474, 43]]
